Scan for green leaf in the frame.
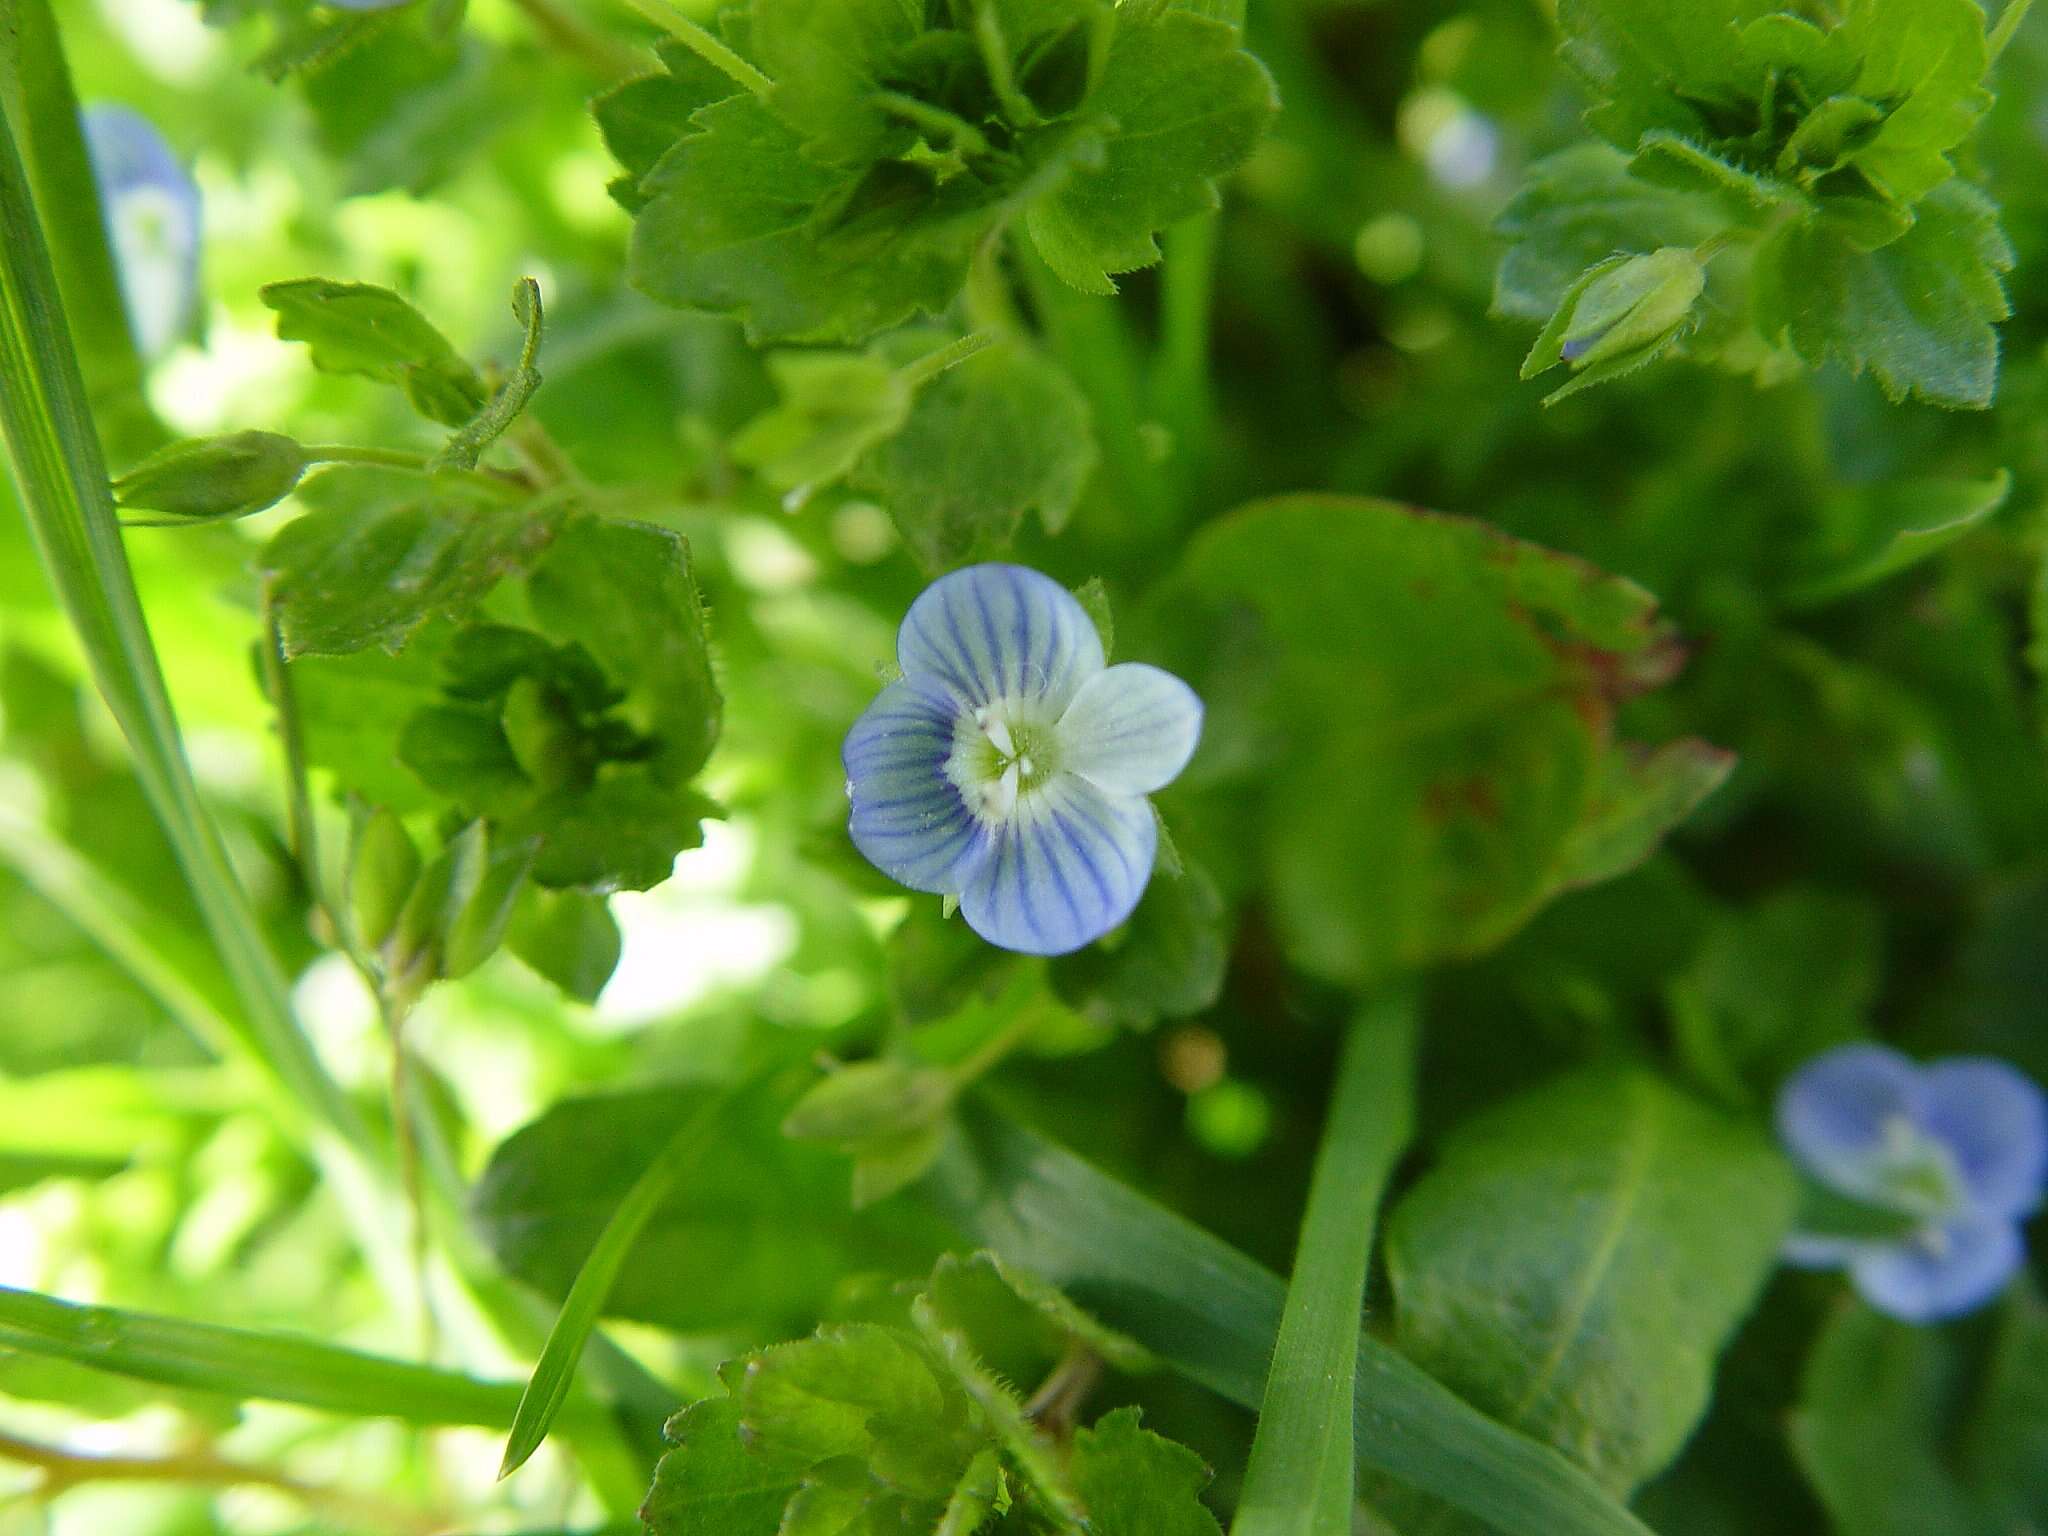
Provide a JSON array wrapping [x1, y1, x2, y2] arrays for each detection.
[[1791, 1291, 2048, 1536], [852, 336, 1097, 572], [525, 516, 720, 786], [507, 888, 622, 1002], [443, 833, 536, 978], [260, 277, 488, 426], [261, 468, 559, 658], [1073, 1407, 1224, 1536], [1383, 1067, 1796, 1493], [474, 1080, 952, 1336], [629, 94, 993, 344], [592, 50, 739, 212], [641, 1397, 804, 1536], [782, 1060, 958, 1146], [1547, 739, 1734, 893], [346, 804, 421, 951], [731, 348, 913, 496], [748, 0, 925, 167], [1234, 993, 1418, 1536], [1051, 860, 1227, 1028], [926, 1108, 1662, 1536], [1144, 496, 1717, 987], [500, 1091, 731, 1478], [1830, 0, 1993, 205], [1754, 181, 2014, 409], [1778, 470, 2011, 607], [731, 1322, 962, 1481], [1494, 146, 1724, 322], [0, 1283, 544, 1428], [1024, 8, 1276, 293]]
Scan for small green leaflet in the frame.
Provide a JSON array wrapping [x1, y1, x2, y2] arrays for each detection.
[[1754, 182, 2015, 408], [260, 277, 487, 426], [623, 0, 1275, 341]]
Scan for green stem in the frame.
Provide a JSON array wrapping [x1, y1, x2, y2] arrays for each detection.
[[300, 444, 534, 500], [620, 0, 774, 97], [0, 89, 366, 1157], [898, 329, 997, 391], [1232, 991, 1419, 1536], [1155, 213, 1220, 506]]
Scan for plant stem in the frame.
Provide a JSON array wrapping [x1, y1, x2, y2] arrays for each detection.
[[1231, 990, 1420, 1536], [508, 0, 645, 79], [898, 329, 997, 391], [300, 443, 534, 499], [1155, 213, 1220, 508], [619, 0, 774, 97], [0, 1428, 442, 1533]]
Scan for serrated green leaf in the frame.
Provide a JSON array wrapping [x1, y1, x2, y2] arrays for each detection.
[[1755, 181, 2013, 408], [1384, 1068, 1796, 1493], [641, 1397, 803, 1536], [526, 516, 720, 786], [1070, 1407, 1222, 1536], [749, 0, 924, 167], [260, 468, 560, 658], [1832, 0, 1993, 205], [852, 336, 1096, 571], [1024, 8, 1275, 292], [260, 277, 487, 426]]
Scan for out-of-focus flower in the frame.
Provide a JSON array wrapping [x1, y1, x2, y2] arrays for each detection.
[[1777, 1043, 2047, 1322], [82, 104, 201, 360], [843, 564, 1201, 956]]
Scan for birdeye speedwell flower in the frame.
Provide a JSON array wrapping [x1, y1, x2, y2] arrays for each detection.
[[844, 564, 1202, 956], [1776, 1043, 2047, 1323], [83, 105, 201, 361]]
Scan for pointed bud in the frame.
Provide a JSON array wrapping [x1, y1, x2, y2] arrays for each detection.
[[114, 431, 308, 522], [1523, 248, 1706, 402]]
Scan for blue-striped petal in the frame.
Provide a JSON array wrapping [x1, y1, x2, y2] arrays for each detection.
[[897, 564, 1104, 711], [844, 679, 986, 894], [957, 774, 1155, 956], [1776, 1044, 1922, 1206], [83, 105, 201, 360], [1058, 662, 1203, 796], [1914, 1058, 2048, 1220], [1849, 1216, 2024, 1323]]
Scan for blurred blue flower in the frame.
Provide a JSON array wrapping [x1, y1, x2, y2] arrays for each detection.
[[1777, 1043, 2047, 1323], [844, 564, 1202, 956], [83, 105, 201, 360]]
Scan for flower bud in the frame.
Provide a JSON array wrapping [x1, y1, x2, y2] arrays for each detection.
[[1522, 248, 1706, 401], [113, 431, 308, 521]]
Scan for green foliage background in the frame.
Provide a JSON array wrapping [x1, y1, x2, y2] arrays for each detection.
[[0, 0, 2044, 1533]]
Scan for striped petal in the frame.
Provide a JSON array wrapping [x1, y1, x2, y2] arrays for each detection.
[[897, 564, 1104, 711], [957, 774, 1155, 956], [1058, 662, 1203, 796], [843, 679, 986, 894], [83, 106, 201, 360], [1776, 1044, 1921, 1206], [1849, 1216, 2024, 1323], [1914, 1058, 2048, 1220]]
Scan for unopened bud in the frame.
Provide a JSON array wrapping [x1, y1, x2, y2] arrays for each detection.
[[1523, 248, 1706, 401], [114, 430, 308, 521]]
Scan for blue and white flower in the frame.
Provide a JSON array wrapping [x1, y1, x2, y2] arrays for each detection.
[[843, 564, 1202, 956], [1777, 1043, 2047, 1323], [82, 105, 201, 361]]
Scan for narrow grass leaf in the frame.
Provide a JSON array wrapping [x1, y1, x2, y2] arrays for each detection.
[[1233, 990, 1420, 1536]]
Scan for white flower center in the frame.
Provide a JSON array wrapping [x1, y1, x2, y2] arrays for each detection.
[[944, 697, 1063, 825]]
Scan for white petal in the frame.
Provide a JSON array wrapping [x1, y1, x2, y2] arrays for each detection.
[[843, 679, 987, 894], [958, 774, 1156, 956], [897, 564, 1104, 711], [1057, 663, 1203, 796]]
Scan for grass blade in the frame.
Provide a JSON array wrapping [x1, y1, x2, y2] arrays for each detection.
[[0, 1283, 540, 1428], [1233, 990, 1419, 1536], [0, 0, 162, 461], [0, 74, 365, 1155], [927, 1104, 1659, 1536], [498, 1091, 730, 1478]]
